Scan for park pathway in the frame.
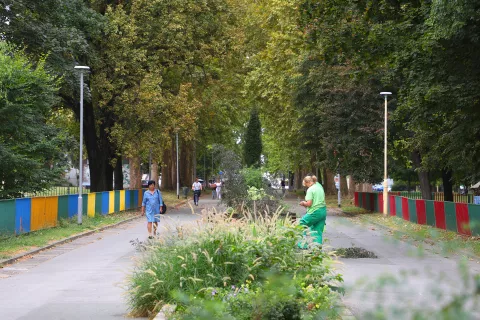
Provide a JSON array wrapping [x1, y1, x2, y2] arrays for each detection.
[[285, 198, 480, 319], [0, 199, 213, 320]]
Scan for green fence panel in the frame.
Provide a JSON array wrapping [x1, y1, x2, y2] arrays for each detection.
[[444, 202, 457, 232], [365, 192, 372, 211], [468, 204, 480, 236], [358, 192, 363, 208], [82, 194, 88, 216], [58, 195, 69, 220], [395, 196, 402, 218], [130, 190, 135, 210], [0, 200, 16, 234], [95, 192, 102, 215], [114, 190, 120, 212], [408, 199, 417, 223], [426, 200, 436, 227]]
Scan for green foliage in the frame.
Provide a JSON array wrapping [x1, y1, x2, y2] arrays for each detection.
[[241, 167, 264, 189], [0, 44, 70, 198], [246, 187, 271, 201], [127, 208, 342, 317], [243, 108, 263, 167]]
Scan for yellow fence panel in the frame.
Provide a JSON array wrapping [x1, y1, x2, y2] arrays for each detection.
[[44, 196, 58, 228], [30, 197, 46, 232], [120, 190, 125, 211], [109, 191, 115, 214], [87, 193, 96, 217]]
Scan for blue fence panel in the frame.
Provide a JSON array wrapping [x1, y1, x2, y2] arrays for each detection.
[[101, 192, 109, 215], [15, 198, 31, 234], [125, 190, 131, 210], [67, 195, 78, 218]]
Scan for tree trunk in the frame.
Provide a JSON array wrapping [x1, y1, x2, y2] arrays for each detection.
[[192, 142, 197, 182], [74, 98, 115, 192], [411, 150, 432, 200], [161, 145, 174, 190], [151, 160, 159, 188], [325, 169, 336, 195], [348, 176, 356, 198], [180, 141, 193, 187], [114, 155, 123, 190], [340, 175, 348, 197], [294, 169, 301, 190], [442, 168, 453, 202], [129, 157, 141, 189]]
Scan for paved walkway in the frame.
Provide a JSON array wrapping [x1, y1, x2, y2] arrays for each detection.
[[0, 199, 215, 320], [285, 198, 480, 319]]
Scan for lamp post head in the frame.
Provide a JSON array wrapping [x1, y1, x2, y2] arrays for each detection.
[[380, 92, 392, 96], [74, 66, 90, 71]]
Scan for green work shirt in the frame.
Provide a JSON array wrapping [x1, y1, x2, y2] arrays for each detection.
[[305, 182, 326, 213]]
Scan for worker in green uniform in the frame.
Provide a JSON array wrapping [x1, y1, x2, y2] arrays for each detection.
[[298, 175, 327, 248]]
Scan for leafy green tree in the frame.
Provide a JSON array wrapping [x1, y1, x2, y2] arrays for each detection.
[[244, 108, 263, 167], [0, 44, 70, 198]]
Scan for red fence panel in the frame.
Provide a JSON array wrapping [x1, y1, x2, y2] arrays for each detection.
[[455, 203, 471, 236], [416, 200, 426, 225], [354, 192, 359, 206], [434, 201, 446, 230], [389, 195, 396, 216], [402, 197, 409, 221]]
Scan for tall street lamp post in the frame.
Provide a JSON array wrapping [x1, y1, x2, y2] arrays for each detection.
[[176, 130, 179, 199], [380, 92, 392, 215], [74, 66, 90, 225]]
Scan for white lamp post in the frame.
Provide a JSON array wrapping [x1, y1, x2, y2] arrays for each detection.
[[380, 92, 392, 215], [74, 66, 90, 225], [176, 130, 179, 199]]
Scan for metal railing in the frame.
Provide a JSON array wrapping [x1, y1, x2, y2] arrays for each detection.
[[21, 186, 89, 198], [386, 191, 475, 204]]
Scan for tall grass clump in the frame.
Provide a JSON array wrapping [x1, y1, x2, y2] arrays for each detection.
[[127, 207, 342, 318]]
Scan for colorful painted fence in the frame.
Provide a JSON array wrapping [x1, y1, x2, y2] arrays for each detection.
[[0, 189, 145, 235], [354, 192, 480, 236]]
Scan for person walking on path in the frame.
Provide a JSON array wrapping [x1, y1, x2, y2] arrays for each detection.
[[141, 180, 163, 239], [281, 179, 286, 197], [192, 177, 203, 206], [298, 175, 327, 248], [215, 179, 222, 200]]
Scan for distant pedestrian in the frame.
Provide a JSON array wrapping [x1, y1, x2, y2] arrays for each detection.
[[281, 179, 286, 197], [215, 179, 222, 200], [298, 175, 326, 248], [192, 177, 203, 206], [141, 180, 163, 239]]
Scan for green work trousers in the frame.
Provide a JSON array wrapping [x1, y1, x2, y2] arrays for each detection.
[[298, 206, 327, 247]]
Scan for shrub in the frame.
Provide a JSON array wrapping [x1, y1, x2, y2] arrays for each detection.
[[126, 208, 342, 318], [241, 167, 264, 189]]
